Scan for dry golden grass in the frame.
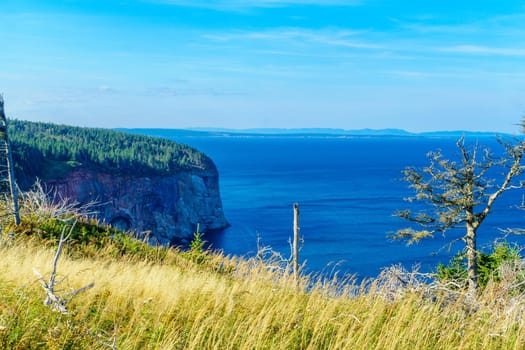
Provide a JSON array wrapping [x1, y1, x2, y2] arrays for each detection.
[[0, 236, 524, 349]]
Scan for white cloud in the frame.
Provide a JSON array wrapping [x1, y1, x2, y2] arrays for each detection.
[[440, 45, 525, 57], [202, 28, 380, 49], [146, 0, 361, 11], [397, 12, 525, 42], [98, 85, 113, 92], [384, 70, 449, 78]]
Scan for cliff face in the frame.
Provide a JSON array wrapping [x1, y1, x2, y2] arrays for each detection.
[[45, 166, 229, 244], [7, 119, 229, 243]]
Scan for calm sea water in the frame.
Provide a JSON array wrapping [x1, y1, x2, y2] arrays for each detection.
[[147, 133, 525, 279]]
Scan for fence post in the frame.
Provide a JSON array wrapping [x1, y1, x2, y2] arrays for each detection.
[[293, 202, 300, 286]]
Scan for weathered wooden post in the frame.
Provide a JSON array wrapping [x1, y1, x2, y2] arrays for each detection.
[[293, 202, 300, 286], [0, 96, 20, 225]]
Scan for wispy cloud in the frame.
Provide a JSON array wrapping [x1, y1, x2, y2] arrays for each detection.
[[146, 86, 245, 97], [440, 45, 525, 57], [202, 28, 381, 49], [383, 69, 484, 80], [146, 0, 361, 11], [98, 85, 115, 93], [397, 13, 525, 38], [385, 70, 449, 78], [400, 22, 480, 35], [201, 24, 524, 57]]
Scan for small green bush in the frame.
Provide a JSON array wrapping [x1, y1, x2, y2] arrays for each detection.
[[436, 242, 523, 289], [185, 227, 208, 265]]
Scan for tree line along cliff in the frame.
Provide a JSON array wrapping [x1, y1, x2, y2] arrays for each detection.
[[2, 119, 228, 242], [8, 119, 215, 187]]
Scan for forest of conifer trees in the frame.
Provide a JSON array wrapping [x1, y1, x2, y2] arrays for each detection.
[[6, 119, 211, 186]]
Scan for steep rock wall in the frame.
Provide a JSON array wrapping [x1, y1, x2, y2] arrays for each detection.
[[45, 167, 229, 244]]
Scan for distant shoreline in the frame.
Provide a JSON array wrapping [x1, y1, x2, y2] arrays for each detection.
[[116, 127, 514, 138]]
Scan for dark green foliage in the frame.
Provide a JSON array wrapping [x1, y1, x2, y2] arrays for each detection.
[[7, 119, 213, 186], [10, 215, 234, 275], [436, 243, 523, 289], [436, 254, 468, 282], [190, 230, 206, 253], [14, 215, 169, 262], [185, 227, 209, 265]]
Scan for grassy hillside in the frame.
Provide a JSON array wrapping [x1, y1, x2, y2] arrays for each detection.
[[7, 119, 213, 187], [0, 191, 524, 349]]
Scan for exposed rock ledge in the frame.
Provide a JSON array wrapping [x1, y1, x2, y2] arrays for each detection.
[[45, 167, 229, 245]]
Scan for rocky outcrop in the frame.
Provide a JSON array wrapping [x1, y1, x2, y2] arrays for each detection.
[[45, 166, 229, 245]]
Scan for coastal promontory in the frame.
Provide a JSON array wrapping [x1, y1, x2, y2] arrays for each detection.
[[9, 119, 229, 243]]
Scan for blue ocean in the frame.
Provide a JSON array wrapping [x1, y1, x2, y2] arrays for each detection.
[[138, 132, 525, 279]]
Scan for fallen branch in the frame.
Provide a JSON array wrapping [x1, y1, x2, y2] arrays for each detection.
[[33, 220, 94, 314], [87, 327, 118, 350]]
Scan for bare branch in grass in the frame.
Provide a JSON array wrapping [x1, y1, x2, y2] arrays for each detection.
[[87, 326, 118, 350], [33, 220, 94, 314]]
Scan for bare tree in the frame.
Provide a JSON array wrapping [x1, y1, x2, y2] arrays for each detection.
[[0, 95, 20, 225], [394, 131, 525, 294]]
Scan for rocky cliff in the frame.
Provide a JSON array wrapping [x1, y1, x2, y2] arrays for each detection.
[[7, 119, 229, 244], [45, 166, 228, 244]]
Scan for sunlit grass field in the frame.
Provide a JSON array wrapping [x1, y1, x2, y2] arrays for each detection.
[[0, 184, 522, 349], [1, 227, 525, 349]]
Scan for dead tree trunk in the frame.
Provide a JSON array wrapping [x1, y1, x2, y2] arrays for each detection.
[[465, 222, 478, 293], [0, 96, 20, 225]]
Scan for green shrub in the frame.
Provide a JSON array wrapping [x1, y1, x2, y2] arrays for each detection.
[[436, 242, 523, 289], [185, 226, 208, 265]]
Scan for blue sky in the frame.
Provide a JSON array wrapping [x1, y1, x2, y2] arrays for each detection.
[[2, 0, 525, 132]]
